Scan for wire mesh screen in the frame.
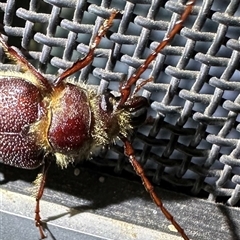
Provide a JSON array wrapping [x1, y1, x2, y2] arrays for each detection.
[[0, 0, 240, 209]]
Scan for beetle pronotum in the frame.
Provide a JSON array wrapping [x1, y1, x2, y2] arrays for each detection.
[[0, 1, 195, 239]]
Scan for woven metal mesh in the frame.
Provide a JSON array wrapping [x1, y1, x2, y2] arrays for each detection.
[[0, 0, 240, 207]]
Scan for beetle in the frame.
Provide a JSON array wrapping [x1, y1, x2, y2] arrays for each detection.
[[0, 1, 195, 239]]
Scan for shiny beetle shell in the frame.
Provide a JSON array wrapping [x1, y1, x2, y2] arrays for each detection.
[[0, 77, 43, 168]]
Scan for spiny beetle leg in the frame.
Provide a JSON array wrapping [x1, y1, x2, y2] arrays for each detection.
[[0, 35, 51, 91], [53, 10, 118, 87], [118, 0, 196, 108], [34, 160, 51, 239], [122, 137, 190, 240]]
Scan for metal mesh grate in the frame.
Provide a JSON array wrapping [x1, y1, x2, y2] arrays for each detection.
[[0, 0, 240, 207]]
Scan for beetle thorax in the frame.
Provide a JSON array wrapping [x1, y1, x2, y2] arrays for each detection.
[[31, 82, 131, 168]]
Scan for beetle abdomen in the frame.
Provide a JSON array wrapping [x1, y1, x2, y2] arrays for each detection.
[[0, 77, 44, 168]]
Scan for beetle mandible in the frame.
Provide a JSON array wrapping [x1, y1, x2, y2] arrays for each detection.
[[0, 1, 195, 239]]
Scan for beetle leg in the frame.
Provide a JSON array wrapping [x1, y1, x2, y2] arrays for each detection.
[[132, 77, 153, 96], [121, 137, 190, 240], [53, 10, 118, 87], [34, 159, 51, 239], [0, 36, 52, 91], [118, 0, 196, 107]]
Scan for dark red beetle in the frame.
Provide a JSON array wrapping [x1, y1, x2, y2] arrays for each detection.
[[0, 1, 195, 239]]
